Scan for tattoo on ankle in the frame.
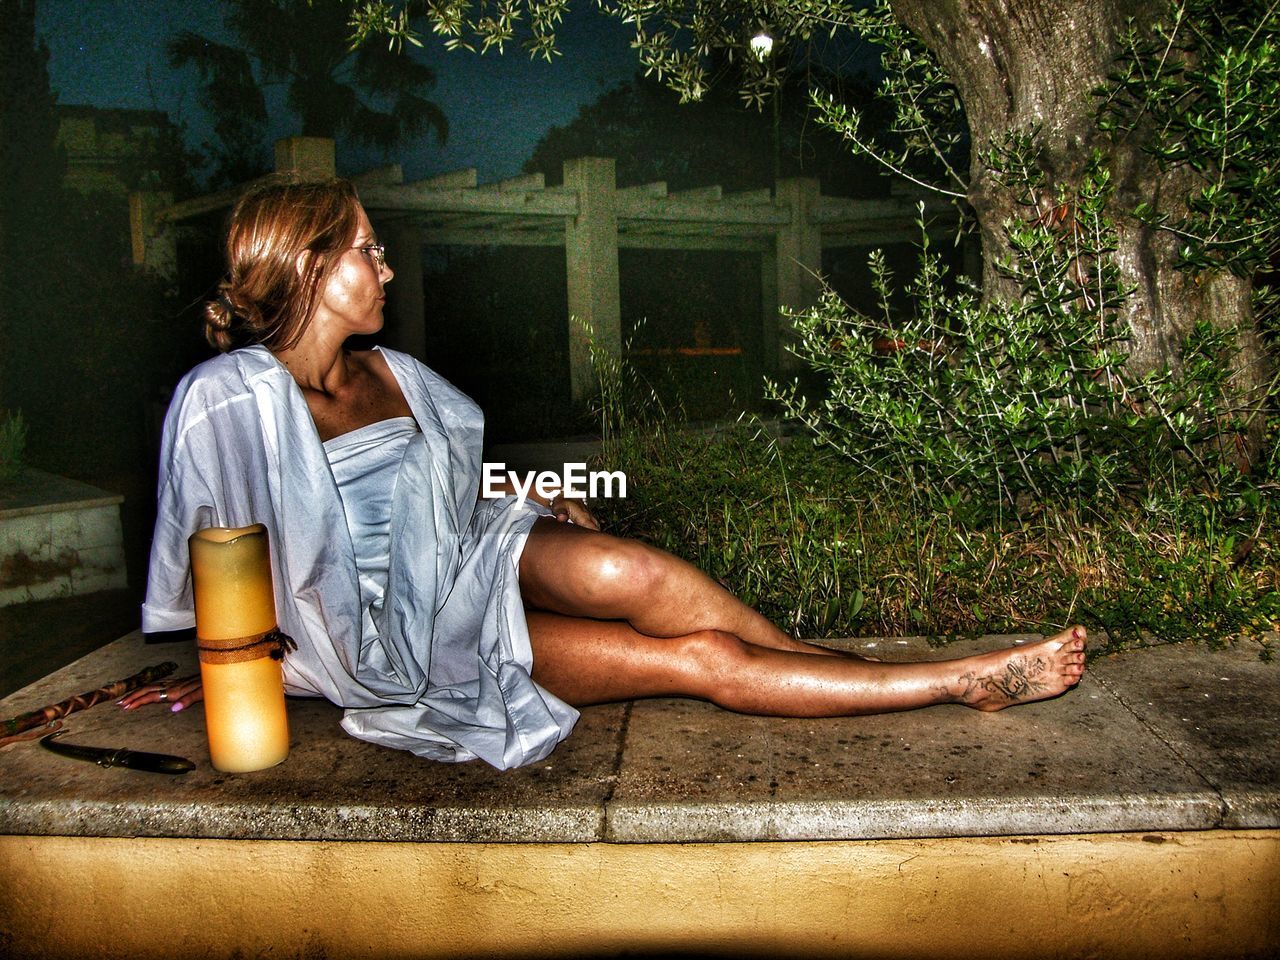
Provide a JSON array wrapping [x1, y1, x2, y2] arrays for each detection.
[[988, 656, 1048, 701], [952, 655, 1049, 704]]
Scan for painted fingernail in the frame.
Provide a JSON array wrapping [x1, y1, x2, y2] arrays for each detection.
[[171, 703, 183, 713]]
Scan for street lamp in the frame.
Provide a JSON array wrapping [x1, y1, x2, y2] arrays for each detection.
[[750, 31, 774, 59]]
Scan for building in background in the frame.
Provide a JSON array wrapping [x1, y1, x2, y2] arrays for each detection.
[[56, 104, 180, 197]]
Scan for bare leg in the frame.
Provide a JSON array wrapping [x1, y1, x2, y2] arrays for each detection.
[[520, 518, 852, 657], [527, 614, 1087, 714]]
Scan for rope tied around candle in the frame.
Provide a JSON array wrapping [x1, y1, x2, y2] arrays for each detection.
[[197, 628, 296, 665]]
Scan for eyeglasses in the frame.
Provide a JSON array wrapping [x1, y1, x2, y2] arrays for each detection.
[[354, 243, 387, 268]]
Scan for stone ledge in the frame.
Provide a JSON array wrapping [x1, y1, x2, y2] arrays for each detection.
[[0, 630, 1276, 844], [0, 468, 124, 518], [0, 470, 127, 608]]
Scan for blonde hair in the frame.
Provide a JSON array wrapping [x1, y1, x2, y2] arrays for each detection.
[[204, 176, 363, 352]]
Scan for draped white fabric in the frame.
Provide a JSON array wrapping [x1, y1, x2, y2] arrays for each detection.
[[323, 415, 418, 642], [142, 345, 578, 769]]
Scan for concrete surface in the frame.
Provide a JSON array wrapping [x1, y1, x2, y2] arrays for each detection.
[[0, 630, 1275, 843], [0, 588, 138, 699]]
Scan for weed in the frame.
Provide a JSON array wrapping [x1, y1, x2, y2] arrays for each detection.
[[0, 411, 26, 482]]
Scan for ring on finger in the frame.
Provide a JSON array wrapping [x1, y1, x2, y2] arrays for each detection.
[[158, 690, 169, 702]]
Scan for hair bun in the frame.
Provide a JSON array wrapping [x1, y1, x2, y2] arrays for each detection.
[[212, 293, 236, 326], [204, 286, 238, 350]]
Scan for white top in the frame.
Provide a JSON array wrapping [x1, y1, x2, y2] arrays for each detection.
[[324, 416, 419, 636], [142, 346, 577, 769]]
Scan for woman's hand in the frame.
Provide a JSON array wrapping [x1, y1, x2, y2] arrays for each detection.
[[119, 674, 204, 713], [549, 495, 600, 531]]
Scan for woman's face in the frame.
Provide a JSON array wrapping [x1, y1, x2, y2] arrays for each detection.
[[311, 204, 394, 340]]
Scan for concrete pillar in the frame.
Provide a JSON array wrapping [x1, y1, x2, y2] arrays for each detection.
[[274, 137, 336, 179], [382, 221, 425, 359], [759, 247, 779, 377], [563, 156, 621, 402], [128, 190, 176, 290], [771, 178, 822, 372]]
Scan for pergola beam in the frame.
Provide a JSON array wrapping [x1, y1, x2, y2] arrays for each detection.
[[152, 182, 257, 225], [618, 181, 667, 199], [410, 168, 478, 190], [419, 228, 564, 248], [669, 185, 722, 202], [360, 184, 577, 217], [724, 189, 773, 205], [477, 172, 545, 192], [351, 164, 404, 187], [616, 195, 789, 226], [618, 234, 769, 253]]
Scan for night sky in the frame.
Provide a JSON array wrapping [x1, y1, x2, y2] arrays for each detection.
[[37, 0, 643, 183]]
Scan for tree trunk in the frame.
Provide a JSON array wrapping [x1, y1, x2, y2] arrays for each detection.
[[890, 0, 1272, 461]]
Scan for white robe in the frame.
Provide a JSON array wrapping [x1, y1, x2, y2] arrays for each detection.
[[142, 345, 579, 769]]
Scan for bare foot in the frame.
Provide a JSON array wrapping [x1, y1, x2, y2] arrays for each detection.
[[950, 626, 1087, 711]]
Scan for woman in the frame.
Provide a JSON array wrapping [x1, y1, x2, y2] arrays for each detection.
[[127, 176, 1086, 770]]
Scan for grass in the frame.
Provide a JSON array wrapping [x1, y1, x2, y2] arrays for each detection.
[[591, 415, 1280, 658]]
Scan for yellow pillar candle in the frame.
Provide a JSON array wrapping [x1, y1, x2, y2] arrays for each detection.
[[189, 524, 290, 773]]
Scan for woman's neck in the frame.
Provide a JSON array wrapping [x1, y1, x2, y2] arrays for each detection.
[[274, 335, 353, 396]]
